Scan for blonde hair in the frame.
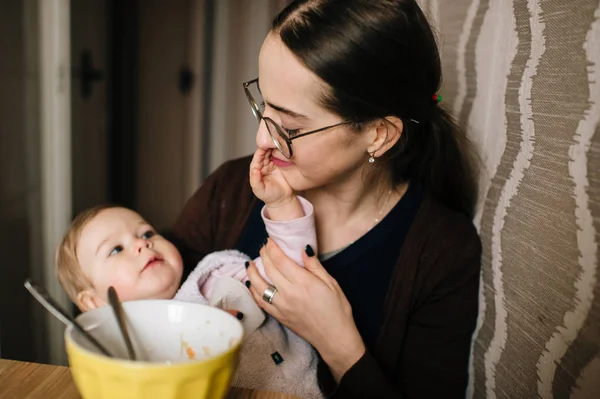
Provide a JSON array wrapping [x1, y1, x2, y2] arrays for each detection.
[[55, 205, 118, 304]]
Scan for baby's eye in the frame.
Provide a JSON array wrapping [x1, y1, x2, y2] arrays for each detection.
[[141, 230, 155, 239], [109, 245, 124, 256]]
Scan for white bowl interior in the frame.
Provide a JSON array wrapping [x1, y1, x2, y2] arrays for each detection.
[[67, 300, 243, 364]]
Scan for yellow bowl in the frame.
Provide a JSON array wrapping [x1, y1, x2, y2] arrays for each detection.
[[65, 299, 244, 399]]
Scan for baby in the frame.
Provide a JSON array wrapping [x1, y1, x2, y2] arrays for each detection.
[[55, 150, 322, 399]]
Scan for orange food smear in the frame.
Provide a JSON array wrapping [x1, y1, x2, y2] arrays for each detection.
[[185, 345, 196, 360], [180, 337, 196, 360]]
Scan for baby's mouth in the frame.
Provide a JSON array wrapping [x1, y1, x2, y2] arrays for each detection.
[[142, 255, 164, 271]]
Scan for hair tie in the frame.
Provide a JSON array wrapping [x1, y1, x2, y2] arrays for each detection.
[[432, 93, 442, 104]]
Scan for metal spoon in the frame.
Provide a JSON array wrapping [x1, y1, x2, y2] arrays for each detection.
[[107, 286, 137, 361], [24, 279, 113, 357]]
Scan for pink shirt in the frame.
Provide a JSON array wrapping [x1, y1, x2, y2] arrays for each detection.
[[199, 196, 316, 298]]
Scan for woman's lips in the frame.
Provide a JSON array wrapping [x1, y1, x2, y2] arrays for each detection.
[[271, 156, 294, 168]]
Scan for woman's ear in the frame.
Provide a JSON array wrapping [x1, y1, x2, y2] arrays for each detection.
[[76, 289, 104, 312], [366, 117, 403, 159]]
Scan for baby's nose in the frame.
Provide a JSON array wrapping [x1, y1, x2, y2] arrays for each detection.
[[133, 238, 150, 253]]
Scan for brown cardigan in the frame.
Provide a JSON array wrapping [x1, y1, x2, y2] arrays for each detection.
[[172, 156, 482, 399]]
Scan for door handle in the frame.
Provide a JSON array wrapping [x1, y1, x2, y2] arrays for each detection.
[[72, 49, 104, 99]]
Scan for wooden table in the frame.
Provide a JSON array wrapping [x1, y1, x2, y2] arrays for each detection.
[[0, 359, 297, 399]]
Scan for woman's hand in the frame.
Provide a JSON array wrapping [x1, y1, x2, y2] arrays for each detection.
[[246, 239, 366, 381], [249, 149, 294, 208]]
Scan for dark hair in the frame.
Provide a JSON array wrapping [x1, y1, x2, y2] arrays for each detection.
[[272, 0, 479, 217]]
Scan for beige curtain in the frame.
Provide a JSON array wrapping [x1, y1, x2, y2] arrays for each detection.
[[425, 0, 600, 398]]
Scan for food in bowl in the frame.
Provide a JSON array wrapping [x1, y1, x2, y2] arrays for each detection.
[[65, 299, 244, 399]]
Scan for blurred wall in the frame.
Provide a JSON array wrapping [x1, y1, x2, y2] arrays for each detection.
[[136, 0, 204, 230], [0, 0, 46, 362], [136, 0, 288, 228], [206, 0, 286, 174]]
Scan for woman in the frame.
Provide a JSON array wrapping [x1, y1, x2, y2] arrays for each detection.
[[172, 0, 481, 397]]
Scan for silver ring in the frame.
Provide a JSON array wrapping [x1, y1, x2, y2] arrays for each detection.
[[262, 285, 278, 304]]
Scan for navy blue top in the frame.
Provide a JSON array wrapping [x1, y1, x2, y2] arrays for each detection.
[[235, 183, 422, 351]]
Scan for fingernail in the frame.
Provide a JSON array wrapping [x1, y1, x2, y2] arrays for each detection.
[[245, 280, 251, 288], [245, 261, 249, 269], [236, 312, 244, 321], [305, 245, 315, 257]]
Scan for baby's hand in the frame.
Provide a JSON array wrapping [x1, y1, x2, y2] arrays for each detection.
[[249, 149, 294, 208]]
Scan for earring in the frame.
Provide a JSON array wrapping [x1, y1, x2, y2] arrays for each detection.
[[368, 152, 375, 163]]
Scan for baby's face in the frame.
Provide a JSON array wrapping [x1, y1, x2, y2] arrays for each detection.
[[76, 207, 183, 307]]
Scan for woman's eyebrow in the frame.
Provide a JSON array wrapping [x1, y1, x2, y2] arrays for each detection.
[[266, 101, 308, 119]]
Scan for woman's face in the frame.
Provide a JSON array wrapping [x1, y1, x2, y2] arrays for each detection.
[[256, 33, 371, 192]]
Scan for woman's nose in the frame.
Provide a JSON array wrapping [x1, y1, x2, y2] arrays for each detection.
[[256, 119, 277, 150]]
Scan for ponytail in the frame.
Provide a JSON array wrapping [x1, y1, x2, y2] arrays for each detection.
[[387, 107, 479, 218], [426, 107, 479, 217]]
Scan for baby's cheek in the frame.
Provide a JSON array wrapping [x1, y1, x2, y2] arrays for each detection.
[[106, 269, 140, 301], [162, 242, 183, 271]]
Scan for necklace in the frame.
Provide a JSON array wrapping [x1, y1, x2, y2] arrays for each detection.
[[373, 189, 393, 227], [330, 188, 394, 252]]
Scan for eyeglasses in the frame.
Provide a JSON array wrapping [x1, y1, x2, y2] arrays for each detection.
[[243, 78, 354, 159]]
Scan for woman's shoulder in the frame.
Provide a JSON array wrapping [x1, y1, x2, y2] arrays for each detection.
[[174, 155, 255, 228], [209, 155, 253, 184], [414, 194, 481, 250], [398, 195, 482, 301], [195, 156, 254, 202], [405, 194, 482, 282]]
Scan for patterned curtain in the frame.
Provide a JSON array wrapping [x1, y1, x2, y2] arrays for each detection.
[[421, 0, 600, 397]]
